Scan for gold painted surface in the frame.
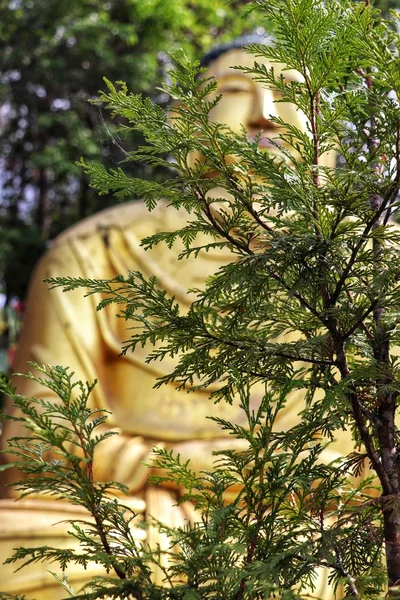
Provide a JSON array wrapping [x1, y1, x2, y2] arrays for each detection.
[[0, 498, 145, 598], [1, 48, 343, 598]]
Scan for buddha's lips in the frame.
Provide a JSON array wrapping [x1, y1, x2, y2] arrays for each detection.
[[247, 133, 281, 149]]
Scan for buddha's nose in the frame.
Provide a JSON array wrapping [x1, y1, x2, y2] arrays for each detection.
[[247, 87, 278, 129]]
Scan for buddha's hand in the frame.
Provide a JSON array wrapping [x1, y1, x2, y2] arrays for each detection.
[[93, 428, 154, 493], [147, 437, 248, 496], [92, 431, 248, 495], [170, 437, 248, 473]]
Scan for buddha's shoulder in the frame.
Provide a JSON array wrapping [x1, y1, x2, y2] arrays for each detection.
[[53, 200, 172, 249]]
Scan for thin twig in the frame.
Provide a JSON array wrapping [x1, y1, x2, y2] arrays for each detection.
[[333, 542, 359, 596]]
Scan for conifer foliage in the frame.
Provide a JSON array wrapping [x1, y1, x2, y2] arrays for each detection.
[[3, 0, 400, 598]]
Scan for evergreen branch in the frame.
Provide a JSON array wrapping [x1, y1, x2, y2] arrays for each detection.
[[333, 542, 359, 597], [66, 581, 145, 600], [329, 199, 396, 309], [201, 331, 334, 367], [222, 169, 274, 235], [350, 386, 392, 495], [341, 299, 379, 342], [383, 121, 400, 227], [265, 266, 324, 323], [344, 289, 374, 344], [200, 193, 253, 255], [68, 414, 127, 581]]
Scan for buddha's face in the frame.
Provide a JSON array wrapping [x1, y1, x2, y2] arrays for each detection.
[[204, 48, 334, 170], [206, 47, 306, 157]]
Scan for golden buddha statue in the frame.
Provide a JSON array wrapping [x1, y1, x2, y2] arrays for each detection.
[[1, 35, 343, 599]]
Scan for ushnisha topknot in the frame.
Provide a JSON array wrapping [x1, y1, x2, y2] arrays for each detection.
[[199, 31, 272, 69]]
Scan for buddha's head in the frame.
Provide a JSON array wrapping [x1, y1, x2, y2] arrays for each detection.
[[197, 33, 334, 170]]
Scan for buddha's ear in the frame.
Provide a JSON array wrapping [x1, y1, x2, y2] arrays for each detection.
[[320, 148, 337, 171], [166, 100, 206, 172], [166, 100, 182, 127]]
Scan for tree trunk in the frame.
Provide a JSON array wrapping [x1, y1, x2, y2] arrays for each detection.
[[36, 167, 50, 240], [78, 175, 90, 220], [383, 507, 400, 593]]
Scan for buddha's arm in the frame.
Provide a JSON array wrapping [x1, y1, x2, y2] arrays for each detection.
[[3, 205, 265, 493], [2, 237, 154, 493]]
